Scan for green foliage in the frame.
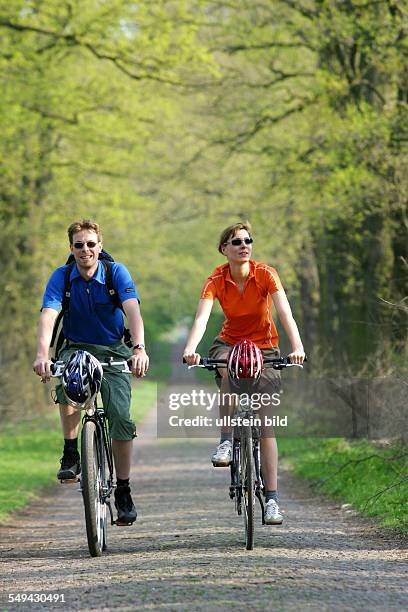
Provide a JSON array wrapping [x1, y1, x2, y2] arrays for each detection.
[[279, 438, 408, 533], [0, 0, 407, 417]]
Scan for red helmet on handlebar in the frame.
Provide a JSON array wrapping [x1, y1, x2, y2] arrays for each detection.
[[227, 340, 263, 386]]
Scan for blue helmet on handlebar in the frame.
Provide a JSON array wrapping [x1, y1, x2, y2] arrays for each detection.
[[62, 350, 103, 408]]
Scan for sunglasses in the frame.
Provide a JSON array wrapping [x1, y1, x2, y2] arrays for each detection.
[[224, 237, 253, 246], [72, 241, 99, 249]]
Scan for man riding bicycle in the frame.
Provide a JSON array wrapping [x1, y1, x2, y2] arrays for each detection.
[[183, 222, 305, 525], [33, 219, 149, 526]]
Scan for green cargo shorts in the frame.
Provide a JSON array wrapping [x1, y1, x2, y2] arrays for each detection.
[[55, 341, 136, 441]]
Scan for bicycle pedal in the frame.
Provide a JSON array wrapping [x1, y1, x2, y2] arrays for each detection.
[[115, 520, 134, 527], [60, 477, 80, 484], [212, 461, 231, 467]]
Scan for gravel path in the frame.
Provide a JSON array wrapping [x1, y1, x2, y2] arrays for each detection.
[[0, 399, 407, 612]]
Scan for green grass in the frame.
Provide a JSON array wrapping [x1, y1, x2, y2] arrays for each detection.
[[130, 379, 158, 423], [0, 381, 157, 522], [0, 413, 62, 521], [279, 437, 408, 533]]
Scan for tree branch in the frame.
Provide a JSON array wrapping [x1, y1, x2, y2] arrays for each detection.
[[22, 104, 78, 125], [0, 19, 184, 86], [213, 96, 318, 150], [379, 296, 408, 314], [216, 41, 317, 54], [363, 473, 408, 509]]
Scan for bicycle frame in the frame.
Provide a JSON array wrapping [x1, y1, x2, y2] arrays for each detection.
[[229, 400, 266, 525]]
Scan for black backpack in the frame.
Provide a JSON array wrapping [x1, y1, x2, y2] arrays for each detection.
[[50, 249, 132, 357]]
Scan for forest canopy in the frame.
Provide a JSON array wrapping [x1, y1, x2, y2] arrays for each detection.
[[0, 0, 407, 417]]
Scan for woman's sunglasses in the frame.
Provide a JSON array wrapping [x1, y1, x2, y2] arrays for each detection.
[[73, 241, 99, 249], [224, 237, 253, 246]]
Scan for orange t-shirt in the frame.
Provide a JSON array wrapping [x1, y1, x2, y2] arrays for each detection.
[[200, 260, 283, 348]]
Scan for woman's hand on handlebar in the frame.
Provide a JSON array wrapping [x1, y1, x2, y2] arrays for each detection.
[[183, 349, 201, 366], [287, 347, 306, 365]]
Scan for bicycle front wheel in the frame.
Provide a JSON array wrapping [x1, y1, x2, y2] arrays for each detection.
[[241, 424, 255, 550], [81, 420, 107, 557]]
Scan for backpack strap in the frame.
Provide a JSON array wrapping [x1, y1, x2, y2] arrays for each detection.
[[101, 260, 132, 348], [50, 263, 74, 350], [62, 263, 74, 311], [101, 260, 122, 310]]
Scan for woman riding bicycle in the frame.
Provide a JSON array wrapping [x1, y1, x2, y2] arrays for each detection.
[[183, 222, 305, 525]]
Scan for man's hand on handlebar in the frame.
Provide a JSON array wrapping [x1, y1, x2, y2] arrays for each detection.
[[183, 350, 201, 366], [33, 356, 53, 383], [130, 349, 149, 378]]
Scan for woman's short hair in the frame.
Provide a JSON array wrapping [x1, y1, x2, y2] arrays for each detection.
[[67, 219, 102, 244], [218, 222, 252, 253]]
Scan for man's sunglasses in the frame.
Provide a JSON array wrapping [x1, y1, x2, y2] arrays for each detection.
[[72, 241, 99, 249], [224, 237, 253, 246]]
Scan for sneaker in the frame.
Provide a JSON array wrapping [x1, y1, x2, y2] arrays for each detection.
[[264, 499, 283, 525], [57, 451, 81, 482], [114, 485, 137, 525], [211, 440, 232, 467]]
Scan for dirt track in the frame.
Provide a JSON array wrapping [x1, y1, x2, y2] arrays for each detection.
[[0, 393, 407, 611]]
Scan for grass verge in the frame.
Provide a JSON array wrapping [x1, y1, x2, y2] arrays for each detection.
[[0, 380, 157, 522], [279, 437, 408, 533]]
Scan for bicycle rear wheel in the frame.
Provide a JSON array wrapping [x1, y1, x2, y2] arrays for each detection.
[[241, 424, 255, 550], [81, 420, 107, 557]]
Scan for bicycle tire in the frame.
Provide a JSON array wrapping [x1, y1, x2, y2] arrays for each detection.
[[231, 438, 242, 515], [81, 420, 107, 557], [241, 424, 255, 550]]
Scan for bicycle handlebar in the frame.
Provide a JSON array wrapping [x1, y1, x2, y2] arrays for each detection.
[[183, 355, 307, 371], [50, 358, 132, 377]]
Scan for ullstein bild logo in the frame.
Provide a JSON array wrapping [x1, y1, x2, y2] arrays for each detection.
[[167, 414, 288, 428]]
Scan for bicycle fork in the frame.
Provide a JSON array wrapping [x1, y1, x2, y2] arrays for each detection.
[[230, 435, 265, 522], [230, 438, 243, 516], [100, 417, 116, 526]]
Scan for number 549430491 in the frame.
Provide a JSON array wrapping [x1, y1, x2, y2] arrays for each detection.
[[8, 593, 65, 603]]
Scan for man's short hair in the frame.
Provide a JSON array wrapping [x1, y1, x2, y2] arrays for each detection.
[[218, 222, 252, 253], [67, 219, 102, 244]]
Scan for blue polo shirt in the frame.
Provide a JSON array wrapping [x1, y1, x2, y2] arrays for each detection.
[[42, 261, 140, 345]]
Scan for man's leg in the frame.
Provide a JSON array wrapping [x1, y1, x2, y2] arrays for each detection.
[[100, 362, 137, 525], [112, 439, 137, 525], [112, 439, 133, 480], [57, 404, 81, 482], [60, 403, 81, 438]]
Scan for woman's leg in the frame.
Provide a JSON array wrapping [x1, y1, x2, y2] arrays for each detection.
[[260, 434, 278, 490]]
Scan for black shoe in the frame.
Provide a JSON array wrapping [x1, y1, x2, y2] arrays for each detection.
[[114, 485, 137, 525], [57, 451, 81, 482]]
